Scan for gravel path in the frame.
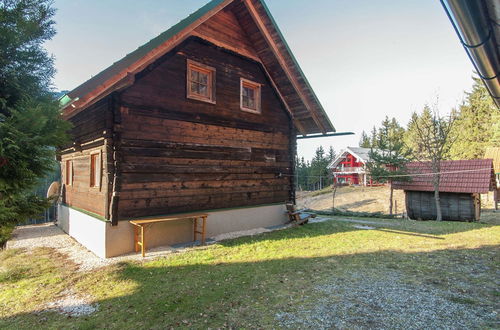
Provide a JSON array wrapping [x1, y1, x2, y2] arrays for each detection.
[[276, 271, 498, 329], [6, 222, 293, 271], [7, 223, 115, 271]]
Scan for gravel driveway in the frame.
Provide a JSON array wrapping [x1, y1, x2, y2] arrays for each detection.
[[276, 270, 498, 329]]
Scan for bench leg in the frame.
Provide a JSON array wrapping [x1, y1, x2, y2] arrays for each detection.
[[201, 216, 207, 245], [141, 225, 146, 258], [193, 217, 198, 242], [134, 225, 139, 252]]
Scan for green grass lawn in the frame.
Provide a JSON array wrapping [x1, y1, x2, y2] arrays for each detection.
[[0, 217, 499, 329]]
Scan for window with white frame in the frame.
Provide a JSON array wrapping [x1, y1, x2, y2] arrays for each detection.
[[187, 59, 216, 103], [240, 78, 261, 113]]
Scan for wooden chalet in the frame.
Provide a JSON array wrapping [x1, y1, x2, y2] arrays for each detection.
[[57, 0, 335, 257], [328, 147, 383, 186], [392, 159, 496, 221]]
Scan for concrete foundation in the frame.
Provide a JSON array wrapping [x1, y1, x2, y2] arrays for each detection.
[[57, 204, 287, 258]]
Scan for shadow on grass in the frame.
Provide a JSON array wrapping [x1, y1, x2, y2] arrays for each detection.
[[319, 215, 498, 236], [1, 241, 498, 329]]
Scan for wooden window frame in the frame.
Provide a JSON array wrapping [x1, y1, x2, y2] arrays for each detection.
[[65, 160, 73, 186], [186, 59, 216, 104], [90, 153, 101, 188], [240, 78, 261, 114]]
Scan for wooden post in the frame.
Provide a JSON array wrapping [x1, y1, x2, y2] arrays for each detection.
[[495, 188, 499, 211]]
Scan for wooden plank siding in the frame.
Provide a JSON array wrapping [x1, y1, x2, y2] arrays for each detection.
[[61, 145, 108, 217], [116, 37, 293, 218], [192, 6, 260, 62], [60, 97, 112, 218]]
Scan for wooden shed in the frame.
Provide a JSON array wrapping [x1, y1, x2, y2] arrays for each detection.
[[484, 147, 500, 210], [393, 159, 495, 221], [57, 0, 335, 257]]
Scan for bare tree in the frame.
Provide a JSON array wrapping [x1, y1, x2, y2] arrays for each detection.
[[410, 105, 456, 221]]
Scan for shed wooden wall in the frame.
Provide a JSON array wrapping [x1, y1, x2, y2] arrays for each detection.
[[60, 97, 112, 217], [405, 191, 477, 221], [116, 37, 293, 218]]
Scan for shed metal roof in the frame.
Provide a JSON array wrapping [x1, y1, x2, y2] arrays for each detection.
[[392, 159, 495, 194]]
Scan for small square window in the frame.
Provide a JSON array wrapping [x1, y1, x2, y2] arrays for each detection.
[[187, 59, 216, 103], [90, 153, 100, 188], [65, 160, 73, 186], [240, 78, 261, 114]]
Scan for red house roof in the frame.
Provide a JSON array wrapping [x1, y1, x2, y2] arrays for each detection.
[[393, 159, 495, 194]]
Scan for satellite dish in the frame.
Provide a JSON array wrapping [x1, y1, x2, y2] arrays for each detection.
[[47, 181, 60, 199]]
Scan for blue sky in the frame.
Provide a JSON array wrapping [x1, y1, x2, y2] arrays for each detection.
[[46, 0, 475, 161]]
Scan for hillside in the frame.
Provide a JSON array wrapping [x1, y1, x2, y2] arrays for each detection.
[[297, 186, 499, 223]]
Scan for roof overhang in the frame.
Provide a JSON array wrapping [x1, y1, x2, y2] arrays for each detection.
[[441, 0, 500, 108]]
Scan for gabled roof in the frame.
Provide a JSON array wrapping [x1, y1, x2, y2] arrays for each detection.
[[328, 147, 382, 168], [61, 0, 334, 135], [392, 159, 495, 194]]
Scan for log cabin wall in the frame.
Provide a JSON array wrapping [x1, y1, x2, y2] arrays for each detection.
[[117, 37, 294, 218], [60, 97, 112, 217]]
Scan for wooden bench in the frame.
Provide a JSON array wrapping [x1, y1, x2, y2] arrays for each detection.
[[129, 213, 208, 257], [285, 203, 315, 226]]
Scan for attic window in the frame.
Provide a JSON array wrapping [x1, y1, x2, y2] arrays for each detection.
[[240, 78, 261, 114], [187, 59, 216, 103]]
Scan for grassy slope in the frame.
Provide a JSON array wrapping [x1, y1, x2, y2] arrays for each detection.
[[297, 186, 499, 223], [0, 218, 499, 329], [297, 186, 406, 213]]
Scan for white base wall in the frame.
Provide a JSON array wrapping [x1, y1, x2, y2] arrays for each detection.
[[58, 204, 288, 258], [57, 204, 107, 258]]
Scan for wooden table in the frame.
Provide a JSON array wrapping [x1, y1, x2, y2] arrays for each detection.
[[129, 213, 208, 257]]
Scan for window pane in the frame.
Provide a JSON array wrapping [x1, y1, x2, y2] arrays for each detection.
[[199, 72, 208, 84], [199, 84, 208, 96], [190, 70, 199, 82], [191, 82, 199, 94], [246, 87, 254, 99], [247, 97, 255, 109], [242, 85, 257, 110]]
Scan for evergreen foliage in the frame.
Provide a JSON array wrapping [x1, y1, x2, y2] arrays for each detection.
[[448, 78, 499, 159], [365, 116, 409, 214], [0, 0, 69, 226], [295, 146, 336, 191]]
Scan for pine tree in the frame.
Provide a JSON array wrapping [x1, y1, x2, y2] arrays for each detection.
[[0, 0, 69, 227], [370, 126, 378, 148], [366, 119, 409, 215], [327, 146, 336, 163], [359, 131, 371, 148], [448, 77, 499, 159]]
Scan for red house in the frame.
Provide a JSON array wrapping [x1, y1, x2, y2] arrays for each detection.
[[328, 147, 380, 186]]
